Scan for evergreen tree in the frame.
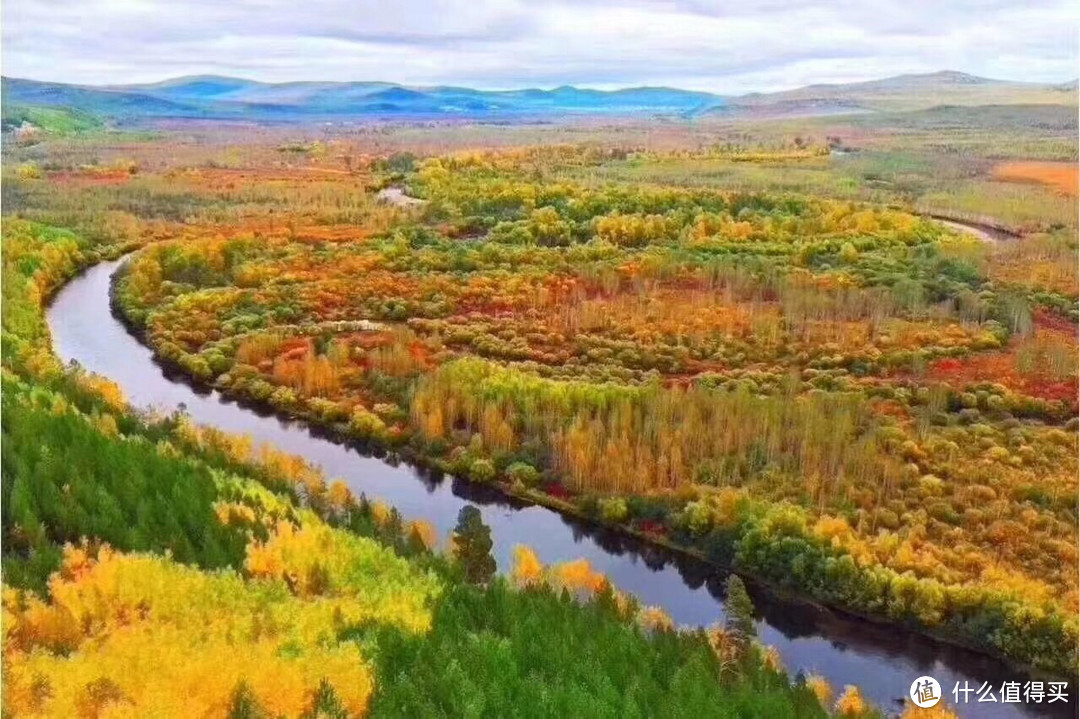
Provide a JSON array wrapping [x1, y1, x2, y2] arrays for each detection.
[[226, 681, 267, 719], [452, 505, 496, 585], [724, 574, 756, 642], [302, 679, 348, 719]]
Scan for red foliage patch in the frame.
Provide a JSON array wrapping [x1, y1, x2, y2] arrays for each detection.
[[408, 341, 433, 369], [870, 398, 911, 420], [545, 483, 572, 499], [635, 519, 668, 536], [927, 345, 1078, 405], [1034, 309, 1078, 337], [51, 170, 133, 185]]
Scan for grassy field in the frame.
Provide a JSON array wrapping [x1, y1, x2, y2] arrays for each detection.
[[565, 106, 1078, 232]]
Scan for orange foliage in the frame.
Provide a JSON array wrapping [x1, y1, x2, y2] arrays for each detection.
[[549, 558, 608, 597], [511, 545, 545, 587], [805, 675, 834, 707], [993, 162, 1079, 196], [834, 685, 869, 716], [407, 519, 439, 551]]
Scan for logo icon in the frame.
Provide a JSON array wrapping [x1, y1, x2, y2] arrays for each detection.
[[910, 676, 941, 708]]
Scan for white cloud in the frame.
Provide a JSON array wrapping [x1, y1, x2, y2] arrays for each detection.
[[2, 0, 1076, 91]]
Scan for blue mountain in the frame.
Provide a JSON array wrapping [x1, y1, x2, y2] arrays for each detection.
[[9, 71, 1063, 124], [2, 77, 200, 117], [1, 75, 727, 121]]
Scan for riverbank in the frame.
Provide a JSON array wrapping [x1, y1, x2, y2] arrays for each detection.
[[10, 235, 854, 719], [105, 249, 1076, 685], [929, 214, 1022, 244], [39, 246, 1075, 718]]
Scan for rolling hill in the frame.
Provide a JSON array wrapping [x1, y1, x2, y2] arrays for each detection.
[[2, 71, 1075, 126], [722, 70, 1078, 115]]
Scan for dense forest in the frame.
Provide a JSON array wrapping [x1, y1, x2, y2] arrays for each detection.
[[2, 110, 1075, 714], [0, 134, 936, 719], [101, 144, 1078, 674], [0, 203, 898, 718]]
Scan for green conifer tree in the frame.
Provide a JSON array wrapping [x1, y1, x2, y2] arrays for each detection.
[[724, 574, 756, 642], [302, 679, 348, 719], [452, 505, 496, 585], [226, 681, 267, 719]]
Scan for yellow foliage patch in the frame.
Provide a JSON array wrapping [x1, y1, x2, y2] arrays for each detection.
[[637, 605, 675, 634], [407, 519, 439, 551], [901, 700, 960, 718], [834, 685, 869, 716], [244, 518, 441, 631], [511, 545, 545, 587], [4, 520, 441, 719], [2, 546, 390, 717], [805, 674, 833, 708]]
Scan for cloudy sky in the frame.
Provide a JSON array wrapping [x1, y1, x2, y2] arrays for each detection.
[[3, 0, 1076, 92]]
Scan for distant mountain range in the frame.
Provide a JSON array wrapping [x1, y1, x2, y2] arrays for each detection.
[[2, 71, 1076, 125], [1, 76, 725, 121], [726, 70, 1078, 114]]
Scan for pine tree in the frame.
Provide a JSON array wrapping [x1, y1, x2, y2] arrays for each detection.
[[226, 681, 267, 719], [302, 679, 348, 719], [724, 574, 756, 642], [452, 505, 496, 585]]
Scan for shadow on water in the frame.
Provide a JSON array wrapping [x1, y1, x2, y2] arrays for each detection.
[[45, 258, 1075, 719]]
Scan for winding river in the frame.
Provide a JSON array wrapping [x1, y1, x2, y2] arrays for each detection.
[[47, 258, 1072, 719]]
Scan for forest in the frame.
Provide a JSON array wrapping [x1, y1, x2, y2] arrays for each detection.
[[2, 100, 1076, 715], [0, 186, 898, 717]]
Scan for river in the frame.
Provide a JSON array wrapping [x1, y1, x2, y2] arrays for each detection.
[[46, 258, 1073, 719]]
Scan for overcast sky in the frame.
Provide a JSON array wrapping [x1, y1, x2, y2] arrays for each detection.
[[3, 0, 1077, 92]]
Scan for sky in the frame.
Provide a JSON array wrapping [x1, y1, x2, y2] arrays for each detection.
[[3, 0, 1077, 93]]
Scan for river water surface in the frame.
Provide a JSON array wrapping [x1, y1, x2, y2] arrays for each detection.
[[46, 258, 1073, 719]]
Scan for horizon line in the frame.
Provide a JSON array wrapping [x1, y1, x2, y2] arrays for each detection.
[[5, 69, 1078, 98]]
